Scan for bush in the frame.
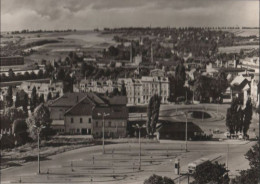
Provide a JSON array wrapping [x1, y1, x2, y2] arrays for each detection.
[[144, 174, 175, 184], [0, 134, 15, 149], [12, 119, 29, 145]]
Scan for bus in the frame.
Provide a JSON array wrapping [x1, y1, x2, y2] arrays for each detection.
[[188, 157, 209, 174]]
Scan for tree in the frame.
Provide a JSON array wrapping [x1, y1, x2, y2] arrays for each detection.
[[30, 86, 38, 112], [168, 75, 176, 102], [57, 68, 65, 80], [192, 161, 229, 184], [4, 107, 26, 123], [47, 92, 52, 101], [22, 93, 29, 116], [174, 62, 186, 98], [26, 104, 52, 140], [6, 86, 13, 107], [15, 92, 20, 108], [121, 82, 127, 96], [8, 69, 15, 80], [146, 94, 161, 137], [39, 94, 45, 104], [232, 142, 259, 184], [144, 174, 175, 184], [226, 98, 242, 134], [242, 98, 253, 136], [111, 87, 119, 96], [12, 119, 29, 145]]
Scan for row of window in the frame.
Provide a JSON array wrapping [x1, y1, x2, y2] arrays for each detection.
[[71, 117, 92, 123], [95, 121, 125, 127]]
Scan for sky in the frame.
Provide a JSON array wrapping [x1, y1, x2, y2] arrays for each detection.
[[1, 0, 259, 31]]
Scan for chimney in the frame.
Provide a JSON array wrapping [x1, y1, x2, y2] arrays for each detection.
[[76, 96, 79, 103], [130, 42, 133, 63], [151, 43, 153, 63]]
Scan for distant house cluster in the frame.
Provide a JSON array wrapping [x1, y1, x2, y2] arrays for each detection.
[[20, 80, 63, 100], [74, 79, 119, 94], [49, 92, 128, 138], [74, 69, 170, 105]]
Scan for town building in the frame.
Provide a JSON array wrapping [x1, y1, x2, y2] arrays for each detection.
[[75, 79, 119, 93], [92, 96, 128, 138], [49, 93, 88, 133], [118, 75, 169, 105], [20, 80, 63, 101], [49, 92, 128, 136]]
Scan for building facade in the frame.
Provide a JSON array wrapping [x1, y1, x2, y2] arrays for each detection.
[[118, 76, 169, 105]]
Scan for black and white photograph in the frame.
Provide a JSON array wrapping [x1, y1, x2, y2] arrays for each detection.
[[0, 0, 259, 183]]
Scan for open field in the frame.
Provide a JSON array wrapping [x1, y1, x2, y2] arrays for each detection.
[[1, 31, 116, 64], [218, 45, 259, 53], [225, 29, 259, 37]]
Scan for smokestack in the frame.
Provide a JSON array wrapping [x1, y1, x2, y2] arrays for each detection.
[[151, 43, 153, 63], [130, 42, 133, 63]]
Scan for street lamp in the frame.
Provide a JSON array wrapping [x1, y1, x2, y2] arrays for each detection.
[[97, 112, 110, 154], [184, 112, 188, 152], [33, 125, 46, 174], [133, 124, 146, 171]]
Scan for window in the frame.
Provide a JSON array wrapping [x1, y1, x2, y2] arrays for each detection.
[[89, 118, 91, 123], [96, 121, 98, 127], [80, 118, 83, 123], [108, 122, 111, 127], [71, 118, 74, 123]]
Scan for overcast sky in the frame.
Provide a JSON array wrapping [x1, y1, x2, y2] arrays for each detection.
[[1, 0, 259, 31]]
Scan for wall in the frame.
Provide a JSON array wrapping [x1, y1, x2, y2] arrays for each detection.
[[92, 119, 127, 138], [65, 115, 92, 134]]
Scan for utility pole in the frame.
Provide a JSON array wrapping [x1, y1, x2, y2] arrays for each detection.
[[102, 114, 105, 154], [139, 127, 141, 171], [133, 124, 145, 171], [33, 125, 45, 174], [185, 112, 188, 152], [226, 144, 229, 171], [98, 112, 110, 154], [37, 131, 40, 174]]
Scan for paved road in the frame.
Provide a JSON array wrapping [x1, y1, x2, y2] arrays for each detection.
[[1, 140, 256, 184]]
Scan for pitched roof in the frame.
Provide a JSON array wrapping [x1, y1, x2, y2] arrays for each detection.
[[49, 92, 88, 107], [64, 96, 95, 116]]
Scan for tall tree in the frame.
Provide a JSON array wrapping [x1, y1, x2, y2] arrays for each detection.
[[174, 62, 186, 98], [121, 82, 127, 96], [242, 98, 253, 136], [30, 86, 37, 112], [12, 119, 29, 145], [39, 94, 45, 104], [47, 92, 52, 101], [15, 92, 20, 108], [22, 93, 29, 116], [226, 98, 244, 135], [6, 86, 13, 107], [146, 94, 161, 137]]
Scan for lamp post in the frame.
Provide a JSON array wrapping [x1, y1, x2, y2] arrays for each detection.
[[33, 125, 45, 174], [98, 112, 110, 154], [184, 112, 188, 152], [133, 124, 145, 171]]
